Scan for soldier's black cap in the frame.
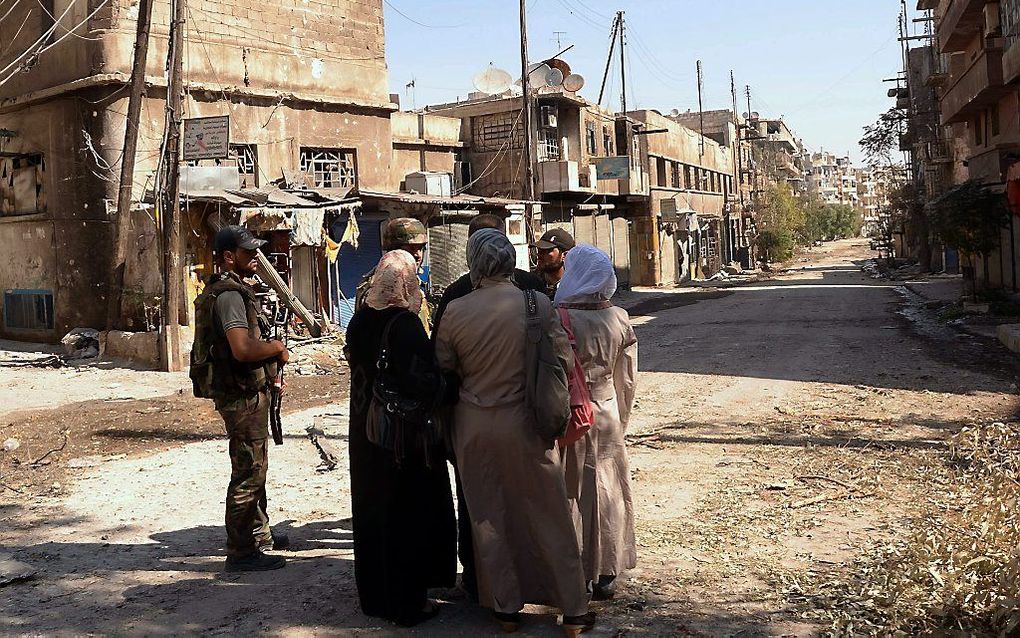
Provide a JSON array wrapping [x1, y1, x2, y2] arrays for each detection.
[[214, 225, 266, 253], [534, 228, 575, 251]]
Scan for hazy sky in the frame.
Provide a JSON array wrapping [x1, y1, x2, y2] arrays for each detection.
[[382, 0, 911, 163]]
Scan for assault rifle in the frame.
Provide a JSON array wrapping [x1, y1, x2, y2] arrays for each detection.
[[256, 288, 290, 446]]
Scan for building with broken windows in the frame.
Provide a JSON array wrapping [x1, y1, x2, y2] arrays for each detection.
[[0, 0, 534, 353]]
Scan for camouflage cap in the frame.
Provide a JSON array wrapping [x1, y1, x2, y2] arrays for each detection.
[[383, 217, 427, 249]]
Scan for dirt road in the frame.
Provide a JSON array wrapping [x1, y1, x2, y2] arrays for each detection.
[[2, 239, 1017, 636]]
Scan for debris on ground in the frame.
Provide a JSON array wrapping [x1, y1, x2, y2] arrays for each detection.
[[0, 556, 36, 588], [60, 328, 100, 360], [786, 421, 1020, 635]]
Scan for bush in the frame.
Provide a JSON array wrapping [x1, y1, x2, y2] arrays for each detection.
[[755, 229, 795, 262]]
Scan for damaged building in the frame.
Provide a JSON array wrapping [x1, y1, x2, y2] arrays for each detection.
[[0, 0, 534, 357]]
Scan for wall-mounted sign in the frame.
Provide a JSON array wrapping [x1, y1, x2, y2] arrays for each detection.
[[183, 116, 229, 161], [595, 156, 630, 180]]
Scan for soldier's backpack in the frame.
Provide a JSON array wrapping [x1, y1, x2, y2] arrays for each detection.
[[190, 275, 271, 400]]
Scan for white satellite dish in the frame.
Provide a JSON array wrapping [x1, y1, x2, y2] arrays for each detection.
[[563, 73, 585, 93], [472, 65, 513, 95], [527, 62, 553, 89], [546, 68, 564, 87], [669, 108, 680, 117]]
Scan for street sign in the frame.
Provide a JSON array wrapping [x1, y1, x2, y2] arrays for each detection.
[[183, 116, 229, 161], [594, 156, 630, 180]]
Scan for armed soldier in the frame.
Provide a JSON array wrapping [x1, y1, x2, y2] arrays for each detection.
[[191, 226, 291, 572], [355, 217, 432, 332]]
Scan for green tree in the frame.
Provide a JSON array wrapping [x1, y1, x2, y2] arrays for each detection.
[[756, 184, 806, 261], [928, 180, 1010, 290]]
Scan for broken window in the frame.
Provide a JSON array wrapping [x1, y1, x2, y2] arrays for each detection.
[[585, 122, 597, 155], [299, 148, 357, 189], [3, 289, 54, 331], [0, 153, 46, 216], [231, 144, 258, 188], [473, 113, 523, 152], [603, 126, 614, 155]]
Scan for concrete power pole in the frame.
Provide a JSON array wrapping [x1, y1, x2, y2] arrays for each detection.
[[519, 0, 536, 202], [159, 0, 186, 372], [106, 0, 155, 331]]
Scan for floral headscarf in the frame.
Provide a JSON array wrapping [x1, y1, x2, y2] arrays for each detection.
[[467, 228, 516, 287], [553, 243, 617, 304], [364, 250, 423, 313]]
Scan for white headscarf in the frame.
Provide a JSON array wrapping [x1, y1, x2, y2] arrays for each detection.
[[554, 244, 617, 304], [364, 250, 423, 313], [467, 228, 516, 287]]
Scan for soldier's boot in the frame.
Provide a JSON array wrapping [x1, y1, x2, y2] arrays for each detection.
[[257, 532, 290, 552], [224, 550, 286, 572]]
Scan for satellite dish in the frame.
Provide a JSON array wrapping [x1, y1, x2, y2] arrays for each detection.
[[473, 65, 513, 95], [544, 58, 572, 78], [563, 73, 585, 93], [526, 62, 553, 89], [546, 68, 564, 87], [669, 109, 680, 117]]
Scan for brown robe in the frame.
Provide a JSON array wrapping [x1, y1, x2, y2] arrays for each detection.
[[559, 297, 638, 581], [435, 277, 588, 617]]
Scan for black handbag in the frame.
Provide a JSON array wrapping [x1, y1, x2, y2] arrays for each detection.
[[365, 313, 443, 460]]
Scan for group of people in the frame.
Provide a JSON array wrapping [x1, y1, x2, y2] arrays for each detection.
[[191, 216, 638, 637], [346, 216, 638, 636]]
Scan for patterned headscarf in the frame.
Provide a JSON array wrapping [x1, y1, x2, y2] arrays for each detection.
[[554, 243, 617, 304], [467, 228, 517, 287], [364, 250, 423, 313]]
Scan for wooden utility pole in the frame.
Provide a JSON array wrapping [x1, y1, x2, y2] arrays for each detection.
[[105, 0, 155, 330], [618, 10, 627, 114], [159, 0, 186, 372], [731, 70, 744, 207], [518, 0, 536, 202]]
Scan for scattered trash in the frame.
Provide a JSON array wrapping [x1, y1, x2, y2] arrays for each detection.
[[2, 438, 19, 452], [61, 328, 100, 360]]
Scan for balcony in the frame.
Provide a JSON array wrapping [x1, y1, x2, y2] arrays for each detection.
[[940, 46, 1006, 124], [1003, 39, 1020, 84], [938, 0, 986, 53], [538, 160, 596, 194]]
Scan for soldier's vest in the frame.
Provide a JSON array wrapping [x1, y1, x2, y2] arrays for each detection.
[[190, 273, 275, 400]]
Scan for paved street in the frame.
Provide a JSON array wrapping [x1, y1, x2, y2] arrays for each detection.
[[2, 240, 1017, 636]]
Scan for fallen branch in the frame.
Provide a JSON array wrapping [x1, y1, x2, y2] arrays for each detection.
[[791, 491, 876, 509], [0, 482, 25, 494], [30, 433, 68, 467], [796, 474, 860, 492]]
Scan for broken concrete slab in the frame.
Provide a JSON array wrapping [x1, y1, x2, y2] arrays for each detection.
[[997, 324, 1020, 355]]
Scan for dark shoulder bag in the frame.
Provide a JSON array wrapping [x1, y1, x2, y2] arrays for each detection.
[[365, 313, 444, 461], [523, 289, 571, 442]]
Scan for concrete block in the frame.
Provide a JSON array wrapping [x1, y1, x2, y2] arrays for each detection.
[[103, 330, 160, 365], [997, 324, 1020, 354]]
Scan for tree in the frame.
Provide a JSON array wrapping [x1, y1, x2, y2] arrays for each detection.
[[928, 180, 1010, 291], [885, 181, 933, 271], [756, 184, 806, 261], [860, 107, 906, 168]]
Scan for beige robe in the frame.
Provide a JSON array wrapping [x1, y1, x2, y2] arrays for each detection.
[[435, 277, 588, 617], [559, 297, 638, 580]]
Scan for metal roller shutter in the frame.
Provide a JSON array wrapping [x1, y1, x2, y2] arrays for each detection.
[[427, 222, 470, 293], [572, 214, 594, 245]]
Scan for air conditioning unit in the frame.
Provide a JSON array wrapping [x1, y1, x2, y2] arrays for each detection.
[[540, 106, 558, 129], [985, 3, 1001, 37]]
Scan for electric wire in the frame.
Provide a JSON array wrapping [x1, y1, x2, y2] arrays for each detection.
[[0, 0, 24, 24], [0, 0, 80, 79], [0, 10, 32, 58], [0, 0, 111, 88], [383, 0, 469, 30], [456, 106, 526, 195], [34, 0, 101, 40]]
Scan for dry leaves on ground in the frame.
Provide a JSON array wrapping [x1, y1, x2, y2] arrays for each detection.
[[785, 421, 1020, 636]]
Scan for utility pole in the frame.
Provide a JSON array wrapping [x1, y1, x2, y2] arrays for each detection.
[[696, 60, 705, 158], [106, 0, 155, 330], [618, 10, 627, 114], [731, 70, 744, 208], [597, 14, 619, 106], [746, 85, 759, 205], [518, 0, 536, 203], [159, 0, 186, 372]]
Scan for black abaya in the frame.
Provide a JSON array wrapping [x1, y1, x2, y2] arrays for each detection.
[[346, 307, 457, 626]]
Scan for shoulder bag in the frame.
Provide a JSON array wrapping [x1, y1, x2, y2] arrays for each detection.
[[523, 289, 571, 442]]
